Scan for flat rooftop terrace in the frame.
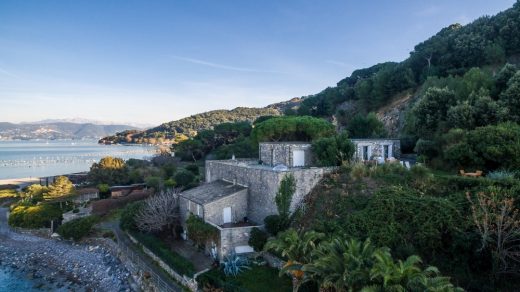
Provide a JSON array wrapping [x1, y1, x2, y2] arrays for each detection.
[[206, 159, 323, 171]]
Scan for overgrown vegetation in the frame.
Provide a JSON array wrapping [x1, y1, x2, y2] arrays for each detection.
[[264, 174, 296, 236], [185, 214, 219, 249], [130, 231, 195, 277], [294, 164, 520, 291]]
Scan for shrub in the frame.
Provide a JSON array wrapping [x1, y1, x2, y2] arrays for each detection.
[[131, 231, 195, 276], [185, 164, 199, 176], [414, 139, 439, 160], [264, 215, 287, 236], [174, 170, 196, 187], [145, 176, 163, 190], [97, 183, 110, 199], [164, 178, 177, 188], [350, 163, 368, 180], [487, 170, 516, 181], [186, 214, 219, 248], [120, 201, 143, 231], [8, 204, 62, 228], [342, 186, 463, 256], [312, 132, 356, 166], [57, 216, 98, 241], [0, 189, 18, 199], [248, 228, 268, 252], [223, 252, 250, 276], [443, 123, 520, 171], [369, 162, 408, 178]]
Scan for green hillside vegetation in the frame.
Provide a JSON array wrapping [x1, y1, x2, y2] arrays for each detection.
[[291, 2, 520, 122], [173, 116, 335, 162], [289, 164, 520, 291], [100, 107, 280, 145]]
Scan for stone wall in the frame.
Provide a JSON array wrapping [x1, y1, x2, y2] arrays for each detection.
[[351, 139, 401, 161], [127, 232, 198, 291], [204, 189, 248, 226], [259, 142, 314, 167], [179, 197, 200, 225], [218, 225, 258, 259], [206, 160, 329, 224]]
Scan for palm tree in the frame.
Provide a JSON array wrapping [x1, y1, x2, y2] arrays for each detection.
[[264, 228, 324, 291], [369, 251, 463, 292], [303, 238, 379, 292]]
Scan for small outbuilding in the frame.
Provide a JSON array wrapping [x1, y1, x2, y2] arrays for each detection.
[[259, 142, 314, 167], [351, 139, 401, 162]]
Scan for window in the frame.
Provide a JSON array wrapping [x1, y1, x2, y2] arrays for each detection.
[[363, 146, 369, 161], [383, 145, 389, 159], [197, 204, 202, 217]]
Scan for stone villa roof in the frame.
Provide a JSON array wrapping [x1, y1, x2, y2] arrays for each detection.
[[180, 180, 247, 205]]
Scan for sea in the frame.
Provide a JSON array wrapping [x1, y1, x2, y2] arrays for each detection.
[[0, 267, 41, 291], [0, 140, 157, 180]]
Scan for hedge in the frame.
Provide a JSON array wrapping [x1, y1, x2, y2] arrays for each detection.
[[57, 216, 99, 241]]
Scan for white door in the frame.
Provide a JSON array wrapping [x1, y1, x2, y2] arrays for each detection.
[[223, 207, 232, 224], [293, 150, 305, 167]]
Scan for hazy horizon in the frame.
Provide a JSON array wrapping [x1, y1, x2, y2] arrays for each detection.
[[0, 0, 515, 125]]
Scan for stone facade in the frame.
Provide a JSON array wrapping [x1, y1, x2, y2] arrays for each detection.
[[218, 225, 258, 259], [205, 160, 329, 224], [179, 181, 248, 227], [351, 139, 401, 161], [259, 142, 314, 167], [203, 189, 248, 226], [176, 140, 336, 259]]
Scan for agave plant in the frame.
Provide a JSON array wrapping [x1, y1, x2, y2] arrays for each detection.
[[222, 252, 250, 276]]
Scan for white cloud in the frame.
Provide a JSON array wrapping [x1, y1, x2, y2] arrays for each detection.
[[0, 67, 19, 79], [169, 55, 285, 74]]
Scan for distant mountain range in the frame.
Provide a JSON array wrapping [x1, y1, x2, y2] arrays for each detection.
[[0, 122, 140, 140], [20, 118, 154, 129]]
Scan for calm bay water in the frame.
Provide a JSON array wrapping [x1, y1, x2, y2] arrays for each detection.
[[0, 140, 157, 180], [0, 267, 39, 291]]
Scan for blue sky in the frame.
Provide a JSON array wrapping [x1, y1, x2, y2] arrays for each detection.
[[0, 0, 516, 126]]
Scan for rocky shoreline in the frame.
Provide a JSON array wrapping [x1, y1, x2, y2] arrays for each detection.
[[0, 207, 134, 291]]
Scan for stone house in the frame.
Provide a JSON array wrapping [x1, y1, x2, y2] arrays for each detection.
[[351, 139, 401, 162], [179, 138, 401, 259], [179, 141, 329, 260]]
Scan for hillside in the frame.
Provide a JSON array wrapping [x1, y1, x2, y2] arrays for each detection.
[[291, 2, 520, 136], [99, 107, 281, 144], [101, 2, 520, 147], [0, 122, 138, 140]]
